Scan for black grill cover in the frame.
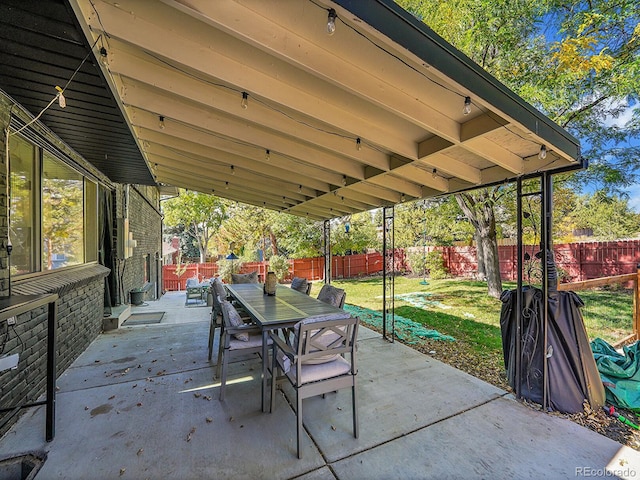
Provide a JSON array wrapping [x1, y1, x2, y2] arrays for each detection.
[[500, 260, 605, 413]]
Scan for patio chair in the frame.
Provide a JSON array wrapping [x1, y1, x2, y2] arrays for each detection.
[[185, 276, 203, 306], [208, 279, 229, 360], [290, 277, 311, 295], [269, 312, 359, 458], [216, 300, 269, 401], [317, 284, 346, 309]]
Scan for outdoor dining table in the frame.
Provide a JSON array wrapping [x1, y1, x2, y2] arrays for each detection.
[[225, 283, 347, 412]]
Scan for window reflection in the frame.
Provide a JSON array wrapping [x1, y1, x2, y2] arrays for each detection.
[[9, 135, 36, 274], [42, 153, 84, 269]]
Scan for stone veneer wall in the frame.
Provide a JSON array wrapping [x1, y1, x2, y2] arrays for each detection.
[[113, 185, 162, 305], [0, 265, 109, 438]]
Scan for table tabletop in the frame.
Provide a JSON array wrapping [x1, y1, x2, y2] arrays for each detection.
[[225, 283, 344, 329]]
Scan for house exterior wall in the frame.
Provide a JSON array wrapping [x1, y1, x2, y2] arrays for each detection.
[[0, 92, 161, 436], [112, 184, 163, 305]]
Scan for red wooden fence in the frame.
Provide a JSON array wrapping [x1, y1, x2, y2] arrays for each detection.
[[162, 252, 386, 291], [440, 240, 640, 282], [162, 240, 640, 291]]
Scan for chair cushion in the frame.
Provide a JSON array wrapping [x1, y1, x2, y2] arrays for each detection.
[[212, 278, 227, 303], [231, 271, 259, 284], [229, 333, 271, 350], [317, 284, 346, 308], [279, 355, 352, 384], [222, 300, 249, 341], [186, 277, 200, 288], [290, 277, 309, 294], [294, 312, 352, 364]]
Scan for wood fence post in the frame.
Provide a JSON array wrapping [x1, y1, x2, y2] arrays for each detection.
[[635, 263, 640, 340]]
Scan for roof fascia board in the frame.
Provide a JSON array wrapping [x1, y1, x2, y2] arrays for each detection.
[[334, 0, 582, 163]]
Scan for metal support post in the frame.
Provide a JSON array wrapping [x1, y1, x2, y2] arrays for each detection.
[[541, 172, 553, 411], [382, 206, 395, 342], [323, 219, 331, 284]]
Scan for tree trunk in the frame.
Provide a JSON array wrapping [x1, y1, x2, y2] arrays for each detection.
[[475, 231, 486, 280], [455, 189, 503, 298]]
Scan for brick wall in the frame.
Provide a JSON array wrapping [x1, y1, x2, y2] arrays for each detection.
[[114, 185, 162, 305], [0, 265, 109, 437]]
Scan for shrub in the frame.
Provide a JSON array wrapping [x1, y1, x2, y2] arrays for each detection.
[[268, 255, 290, 281], [218, 259, 242, 283], [407, 250, 427, 277], [425, 251, 447, 279]]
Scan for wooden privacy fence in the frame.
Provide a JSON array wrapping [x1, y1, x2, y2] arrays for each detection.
[[162, 252, 386, 291], [423, 240, 640, 283], [557, 267, 640, 347]]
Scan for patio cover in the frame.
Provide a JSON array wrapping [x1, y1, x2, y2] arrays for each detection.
[[3, 0, 582, 219]]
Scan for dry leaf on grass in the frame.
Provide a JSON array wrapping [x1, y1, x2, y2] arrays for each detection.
[[186, 427, 196, 442]]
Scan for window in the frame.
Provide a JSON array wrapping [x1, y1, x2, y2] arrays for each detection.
[[9, 133, 99, 275], [9, 135, 37, 275], [42, 152, 84, 269]]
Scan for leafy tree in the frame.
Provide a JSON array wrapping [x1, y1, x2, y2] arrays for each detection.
[[332, 211, 379, 255], [162, 190, 229, 262], [571, 191, 640, 239], [396, 0, 640, 296]]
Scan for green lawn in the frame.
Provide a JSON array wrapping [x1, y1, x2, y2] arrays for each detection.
[[310, 276, 634, 353]]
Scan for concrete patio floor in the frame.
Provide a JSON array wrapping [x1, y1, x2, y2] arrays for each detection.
[[1, 291, 639, 479]]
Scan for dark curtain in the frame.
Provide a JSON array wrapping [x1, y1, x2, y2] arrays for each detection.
[[98, 186, 117, 311]]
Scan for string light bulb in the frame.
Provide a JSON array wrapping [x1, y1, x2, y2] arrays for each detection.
[[538, 145, 547, 160], [463, 96, 471, 115], [241, 91, 248, 109], [401, 193, 405, 203], [225, 181, 229, 190], [298, 185, 302, 193], [99, 47, 108, 67], [55, 86, 66, 108], [327, 9, 337, 35], [342, 175, 347, 186], [432, 168, 437, 179], [265, 149, 270, 161], [356, 137, 362, 151], [230, 165, 235, 175], [159, 115, 165, 129]]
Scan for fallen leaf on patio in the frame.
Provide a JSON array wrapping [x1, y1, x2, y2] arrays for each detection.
[[194, 393, 202, 398], [116, 410, 120, 414], [206, 417, 213, 423], [137, 402, 143, 407], [147, 368, 152, 372], [240, 425, 244, 428], [109, 395, 116, 400], [55, 386, 60, 391], [331, 425, 336, 431], [337, 407, 342, 410], [84, 406, 89, 410], [229, 416, 234, 422], [94, 360, 101, 363], [151, 359, 157, 363], [186, 427, 196, 442], [137, 364, 142, 369], [113, 345, 117, 348], [132, 384, 137, 389], [156, 370, 166, 376], [119, 467, 125, 476], [203, 395, 211, 401], [137, 448, 144, 456]]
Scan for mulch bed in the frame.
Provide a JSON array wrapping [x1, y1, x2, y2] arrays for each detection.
[[364, 322, 640, 451]]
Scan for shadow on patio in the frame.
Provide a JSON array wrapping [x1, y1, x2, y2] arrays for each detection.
[[0, 291, 638, 479]]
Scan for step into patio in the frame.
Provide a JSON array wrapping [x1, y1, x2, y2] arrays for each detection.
[[102, 304, 131, 331]]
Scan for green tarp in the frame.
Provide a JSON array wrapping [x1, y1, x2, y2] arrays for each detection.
[[591, 338, 640, 412]]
